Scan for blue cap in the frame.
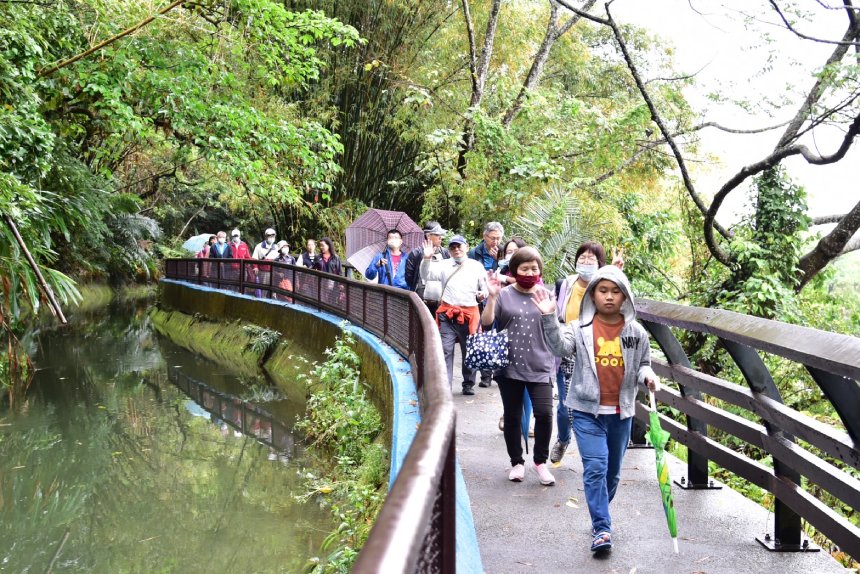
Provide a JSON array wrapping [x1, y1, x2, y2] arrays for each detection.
[[448, 234, 468, 247]]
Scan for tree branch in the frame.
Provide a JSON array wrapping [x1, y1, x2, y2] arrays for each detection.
[[694, 119, 791, 135], [705, 112, 860, 268], [774, 6, 860, 148], [38, 0, 186, 77], [460, 0, 479, 99], [798, 197, 860, 289], [554, 0, 609, 25], [768, 0, 860, 46], [2, 215, 67, 324], [601, 4, 732, 247], [841, 233, 860, 254], [457, 0, 502, 177], [502, 0, 597, 127], [812, 213, 847, 225]]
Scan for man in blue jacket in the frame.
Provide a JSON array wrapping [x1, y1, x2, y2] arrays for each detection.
[[468, 221, 504, 387], [365, 229, 409, 289], [468, 221, 503, 273]]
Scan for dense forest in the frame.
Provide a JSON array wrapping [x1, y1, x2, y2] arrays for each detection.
[[2, 0, 859, 563]]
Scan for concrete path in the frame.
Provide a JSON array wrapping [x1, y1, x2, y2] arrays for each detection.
[[451, 351, 849, 574]]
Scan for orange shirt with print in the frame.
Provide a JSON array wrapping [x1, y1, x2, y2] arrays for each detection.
[[593, 315, 626, 407]]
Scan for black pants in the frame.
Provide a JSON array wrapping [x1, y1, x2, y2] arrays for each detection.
[[497, 377, 554, 466]]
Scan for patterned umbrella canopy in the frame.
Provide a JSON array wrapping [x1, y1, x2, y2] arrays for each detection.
[[345, 209, 424, 274]]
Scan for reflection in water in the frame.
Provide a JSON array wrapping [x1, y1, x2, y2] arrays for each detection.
[[169, 366, 295, 461], [0, 299, 330, 573]]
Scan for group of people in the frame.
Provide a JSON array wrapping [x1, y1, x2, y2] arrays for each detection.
[[196, 229, 342, 274], [194, 220, 660, 554], [368, 220, 660, 554]]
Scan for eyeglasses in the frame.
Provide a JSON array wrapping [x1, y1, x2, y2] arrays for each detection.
[[266, 233, 275, 237], [231, 235, 240, 238]]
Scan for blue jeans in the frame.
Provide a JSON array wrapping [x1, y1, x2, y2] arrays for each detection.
[[556, 368, 571, 443], [572, 410, 633, 534]]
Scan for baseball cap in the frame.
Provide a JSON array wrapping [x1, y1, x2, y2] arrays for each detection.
[[423, 222, 446, 235], [448, 234, 467, 247], [231, 229, 241, 238], [265, 228, 276, 236]]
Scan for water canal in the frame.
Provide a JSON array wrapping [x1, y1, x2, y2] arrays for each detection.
[[0, 297, 332, 573]]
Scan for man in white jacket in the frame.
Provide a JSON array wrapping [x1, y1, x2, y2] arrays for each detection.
[[420, 235, 488, 395]]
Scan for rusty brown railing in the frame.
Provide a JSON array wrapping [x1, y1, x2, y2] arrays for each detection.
[[164, 258, 455, 572], [635, 298, 860, 557]]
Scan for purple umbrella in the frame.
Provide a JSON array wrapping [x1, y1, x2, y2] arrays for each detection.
[[346, 209, 424, 275]]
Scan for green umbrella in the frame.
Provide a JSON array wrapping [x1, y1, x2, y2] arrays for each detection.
[[648, 391, 679, 553]]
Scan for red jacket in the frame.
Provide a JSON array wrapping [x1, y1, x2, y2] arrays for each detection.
[[230, 241, 251, 259]]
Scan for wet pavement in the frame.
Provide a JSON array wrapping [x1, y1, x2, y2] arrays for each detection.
[[451, 351, 849, 574]]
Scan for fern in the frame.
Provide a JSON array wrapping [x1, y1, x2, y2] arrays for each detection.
[[511, 184, 605, 281]]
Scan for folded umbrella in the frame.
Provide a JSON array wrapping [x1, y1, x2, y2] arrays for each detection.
[[648, 390, 679, 553], [521, 389, 532, 454]]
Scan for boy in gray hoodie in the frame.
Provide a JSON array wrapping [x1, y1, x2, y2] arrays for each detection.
[[534, 265, 659, 553]]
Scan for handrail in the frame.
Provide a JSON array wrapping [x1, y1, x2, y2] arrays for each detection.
[[163, 258, 455, 572], [635, 297, 860, 557]]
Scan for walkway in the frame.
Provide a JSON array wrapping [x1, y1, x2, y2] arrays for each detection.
[[451, 351, 849, 574]]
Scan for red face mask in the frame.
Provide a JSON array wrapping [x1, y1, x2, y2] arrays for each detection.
[[514, 273, 541, 289]]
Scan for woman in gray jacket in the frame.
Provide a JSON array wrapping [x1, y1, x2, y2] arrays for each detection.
[[534, 265, 658, 553]]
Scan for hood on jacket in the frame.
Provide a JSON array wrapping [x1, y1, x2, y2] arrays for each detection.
[[579, 265, 636, 326]]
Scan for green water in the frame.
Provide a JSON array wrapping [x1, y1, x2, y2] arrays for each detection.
[[0, 300, 331, 573]]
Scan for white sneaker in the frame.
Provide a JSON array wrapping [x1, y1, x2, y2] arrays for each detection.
[[508, 464, 525, 482], [534, 463, 556, 486]]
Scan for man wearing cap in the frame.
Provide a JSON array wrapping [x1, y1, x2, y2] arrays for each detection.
[[252, 228, 280, 261], [420, 234, 488, 395], [226, 228, 252, 289], [229, 229, 252, 260], [405, 221, 450, 315], [251, 228, 280, 296], [365, 229, 409, 290]]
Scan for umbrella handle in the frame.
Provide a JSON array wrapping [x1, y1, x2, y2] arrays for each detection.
[[649, 390, 657, 412]]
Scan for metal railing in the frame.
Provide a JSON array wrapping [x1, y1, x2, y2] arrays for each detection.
[[634, 298, 860, 557], [164, 258, 860, 561], [168, 366, 295, 456], [164, 258, 455, 573]]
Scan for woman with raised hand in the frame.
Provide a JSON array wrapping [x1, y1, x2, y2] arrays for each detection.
[[550, 242, 624, 466], [481, 246, 556, 485]]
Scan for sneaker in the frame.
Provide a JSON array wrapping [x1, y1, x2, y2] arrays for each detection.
[[550, 440, 570, 464], [591, 531, 612, 552], [478, 379, 491, 388], [462, 385, 475, 396], [508, 464, 525, 482], [534, 463, 556, 486]]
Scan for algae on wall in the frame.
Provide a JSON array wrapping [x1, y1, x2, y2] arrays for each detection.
[[149, 307, 314, 404]]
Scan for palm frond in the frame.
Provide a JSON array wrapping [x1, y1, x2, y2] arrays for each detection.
[[512, 184, 605, 281]]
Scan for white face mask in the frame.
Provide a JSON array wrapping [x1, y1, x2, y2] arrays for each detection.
[[217, 237, 225, 245], [280, 249, 290, 257], [452, 255, 467, 264], [232, 236, 240, 244], [387, 239, 402, 250], [266, 237, 274, 245], [576, 263, 598, 281]]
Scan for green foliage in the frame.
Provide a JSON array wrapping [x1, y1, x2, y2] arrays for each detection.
[[510, 184, 603, 281], [243, 325, 282, 356], [294, 326, 387, 573]]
